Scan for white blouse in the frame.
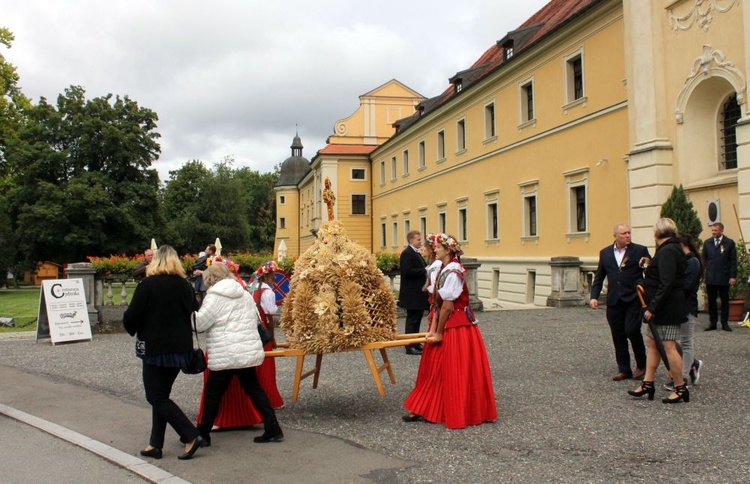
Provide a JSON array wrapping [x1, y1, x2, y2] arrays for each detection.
[[437, 262, 465, 301], [426, 260, 442, 294], [259, 282, 277, 316]]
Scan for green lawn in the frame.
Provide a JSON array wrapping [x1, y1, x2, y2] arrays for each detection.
[[0, 288, 42, 332], [0, 283, 137, 333]]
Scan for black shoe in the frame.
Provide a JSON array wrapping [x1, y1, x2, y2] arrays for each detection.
[[722, 325, 733, 331], [254, 427, 284, 443], [627, 381, 655, 400], [704, 325, 717, 331], [402, 413, 421, 422], [405, 347, 422, 355], [662, 384, 690, 404], [140, 447, 162, 459], [178, 436, 205, 460]]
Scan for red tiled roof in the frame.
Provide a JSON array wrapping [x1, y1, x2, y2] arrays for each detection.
[[318, 144, 378, 155], [433, 0, 599, 111]]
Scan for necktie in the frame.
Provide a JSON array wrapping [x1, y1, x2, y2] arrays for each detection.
[[715, 238, 720, 247]]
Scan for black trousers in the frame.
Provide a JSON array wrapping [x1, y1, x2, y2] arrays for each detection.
[[405, 309, 424, 349], [198, 366, 278, 436], [706, 284, 730, 326], [606, 299, 647, 374], [142, 362, 199, 449]]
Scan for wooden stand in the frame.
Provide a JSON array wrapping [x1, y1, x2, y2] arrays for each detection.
[[264, 333, 426, 402]]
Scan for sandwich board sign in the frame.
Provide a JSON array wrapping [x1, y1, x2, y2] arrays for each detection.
[[37, 279, 92, 344]]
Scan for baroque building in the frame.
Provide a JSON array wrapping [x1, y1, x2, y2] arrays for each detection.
[[275, 0, 750, 307]]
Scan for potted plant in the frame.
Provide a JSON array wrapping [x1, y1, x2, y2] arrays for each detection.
[[728, 241, 750, 321]]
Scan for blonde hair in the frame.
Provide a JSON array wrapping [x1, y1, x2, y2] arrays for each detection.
[[202, 262, 233, 288], [653, 218, 679, 239], [146, 245, 186, 277]]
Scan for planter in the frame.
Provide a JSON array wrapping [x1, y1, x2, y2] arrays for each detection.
[[728, 299, 746, 322]]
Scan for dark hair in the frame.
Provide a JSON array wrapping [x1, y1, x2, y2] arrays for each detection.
[[678, 234, 704, 279], [206, 244, 217, 254]]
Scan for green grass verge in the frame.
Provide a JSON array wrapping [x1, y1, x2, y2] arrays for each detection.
[[0, 283, 137, 333]]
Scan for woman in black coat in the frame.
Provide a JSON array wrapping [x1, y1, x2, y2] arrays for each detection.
[[628, 218, 689, 404], [123, 245, 205, 460]]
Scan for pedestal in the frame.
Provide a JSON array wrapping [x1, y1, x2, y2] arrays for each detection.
[[461, 258, 483, 311], [547, 257, 585, 307]]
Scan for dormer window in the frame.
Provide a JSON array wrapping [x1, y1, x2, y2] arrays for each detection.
[[455, 81, 463, 93], [504, 41, 514, 60]]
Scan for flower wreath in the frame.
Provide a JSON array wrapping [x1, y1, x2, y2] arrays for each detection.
[[432, 233, 464, 257], [255, 260, 279, 278]]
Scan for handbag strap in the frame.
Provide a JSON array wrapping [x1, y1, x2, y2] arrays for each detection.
[[191, 312, 202, 351]]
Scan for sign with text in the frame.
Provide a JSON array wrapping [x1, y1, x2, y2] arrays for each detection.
[[37, 279, 92, 344]]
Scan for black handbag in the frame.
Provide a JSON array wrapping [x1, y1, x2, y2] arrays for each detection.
[[182, 314, 207, 374], [258, 322, 273, 346]]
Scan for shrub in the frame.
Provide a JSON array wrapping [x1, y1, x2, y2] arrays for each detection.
[[375, 252, 400, 273]]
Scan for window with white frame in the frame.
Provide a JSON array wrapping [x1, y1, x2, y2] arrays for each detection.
[[484, 102, 496, 139], [525, 196, 537, 236], [380, 161, 385, 184], [438, 211, 446, 233], [392, 221, 399, 247], [404, 219, 411, 240], [520, 78, 535, 124], [279, 195, 285, 204], [437, 130, 445, 161], [418, 140, 426, 169], [380, 220, 387, 247], [351, 168, 366, 180], [403, 149, 409, 176], [391, 156, 397, 181], [456, 118, 466, 152], [351, 194, 366, 215], [279, 217, 286, 229], [458, 207, 468, 242], [565, 51, 584, 103], [519, 180, 539, 238], [419, 214, 427, 236], [487, 201, 498, 240], [564, 168, 588, 234]]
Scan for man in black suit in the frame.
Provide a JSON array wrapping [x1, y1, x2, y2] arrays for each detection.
[[590, 223, 651, 381], [702, 222, 737, 331], [398, 230, 429, 355]]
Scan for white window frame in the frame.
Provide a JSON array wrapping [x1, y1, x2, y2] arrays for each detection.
[[392, 220, 399, 248], [437, 130, 445, 162], [563, 48, 586, 109], [279, 217, 286, 229], [351, 193, 367, 215], [456, 117, 466, 153], [419, 213, 427, 236], [564, 168, 589, 236], [484, 101, 496, 141], [485, 189, 499, 241], [391, 156, 397, 182], [379, 160, 385, 186], [402, 149, 410, 177], [380, 218, 387, 248], [519, 180, 539, 239], [351, 168, 366, 181], [519, 77, 535, 127], [418, 140, 426, 170]]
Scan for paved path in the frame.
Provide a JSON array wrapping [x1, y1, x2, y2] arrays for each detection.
[[1, 307, 749, 482]]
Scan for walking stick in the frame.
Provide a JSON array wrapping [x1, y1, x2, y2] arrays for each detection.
[[636, 285, 672, 377]]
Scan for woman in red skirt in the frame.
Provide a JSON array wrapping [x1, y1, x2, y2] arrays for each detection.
[[403, 234, 497, 429], [253, 261, 284, 409]]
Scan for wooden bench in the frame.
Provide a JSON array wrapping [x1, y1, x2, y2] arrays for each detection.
[[264, 333, 427, 402]]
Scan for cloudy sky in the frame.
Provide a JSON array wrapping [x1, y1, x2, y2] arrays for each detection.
[[4, 0, 550, 180]]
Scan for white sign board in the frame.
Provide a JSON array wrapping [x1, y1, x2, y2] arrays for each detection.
[[37, 279, 93, 344]]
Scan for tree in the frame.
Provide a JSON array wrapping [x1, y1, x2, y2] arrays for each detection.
[[4, 86, 163, 263], [660, 185, 703, 247]]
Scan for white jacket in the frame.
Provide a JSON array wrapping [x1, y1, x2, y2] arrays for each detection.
[[194, 278, 265, 371]]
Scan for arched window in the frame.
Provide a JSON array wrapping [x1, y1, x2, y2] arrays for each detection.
[[719, 93, 740, 170]]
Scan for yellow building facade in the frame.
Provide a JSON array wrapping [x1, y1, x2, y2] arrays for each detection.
[[275, 0, 750, 307]]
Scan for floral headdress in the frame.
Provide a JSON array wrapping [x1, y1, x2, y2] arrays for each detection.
[[433, 233, 463, 257], [213, 256, 246, 289], [425, 233, 439, 248], [255, 260, 279, 278]]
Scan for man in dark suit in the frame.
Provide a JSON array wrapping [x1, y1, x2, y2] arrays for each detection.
[[702, 222, 737, 331], [590, 223, 651, 381], [130, 248, 154, 280], [398, 230, 429, 355]]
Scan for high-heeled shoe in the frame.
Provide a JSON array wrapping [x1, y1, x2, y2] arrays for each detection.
[[402, 413, 422, 422], [139, 447, 162, 459], [662, 383, 690, 404], [627, 380, 655, 400]]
